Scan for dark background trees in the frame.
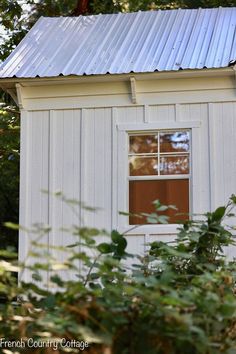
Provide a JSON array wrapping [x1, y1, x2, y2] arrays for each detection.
[[0, 0, 235, 252], [1, 0, 236, 61]]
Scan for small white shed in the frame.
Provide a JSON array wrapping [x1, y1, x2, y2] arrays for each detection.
[[1, 7, 236, 282]]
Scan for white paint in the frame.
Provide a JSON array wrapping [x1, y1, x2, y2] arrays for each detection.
[[19, 110, 50, 284], [130, 77, 137, 104], [16, 84, 24, 109], [17, 73, 236, 284]]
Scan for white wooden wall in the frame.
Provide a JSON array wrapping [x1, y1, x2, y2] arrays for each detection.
[[18, 72, 236, 282]]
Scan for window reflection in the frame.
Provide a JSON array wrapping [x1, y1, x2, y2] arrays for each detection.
[[129, 156, 158, 176], [160, 155, 189, 175], [128, 130, 190, 225], [129, 135, 158, 154], [129, 130, 190, 176], [160, 131, 190, 153]]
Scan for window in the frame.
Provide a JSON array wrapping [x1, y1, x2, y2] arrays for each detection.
[[128, 130, 190, 224]]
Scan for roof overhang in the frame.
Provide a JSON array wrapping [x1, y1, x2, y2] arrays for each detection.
[[0, 67, 235, 89], [0, 67, 235, 108]]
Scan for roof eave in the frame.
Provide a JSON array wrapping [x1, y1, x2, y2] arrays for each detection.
[[0, 67, 234, 90]]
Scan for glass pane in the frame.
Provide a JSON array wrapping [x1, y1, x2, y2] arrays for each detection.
[[129, 179, 189, 224], [129, 156, 158, 176], [160, 131, 190, 153], [129, 135, 158, 154], [160, 155, 189, 175]]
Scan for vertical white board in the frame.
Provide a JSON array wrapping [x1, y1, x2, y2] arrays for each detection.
[[149, 104, 175, 122], [19, 110, 50, 283], [49, 109, 82, 281], [209, 102, 236, 207], [82, 108, 112, 230], [180, 103, 210, 214]]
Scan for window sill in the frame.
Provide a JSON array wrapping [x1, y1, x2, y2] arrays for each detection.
[[118, 224, 181, 236]]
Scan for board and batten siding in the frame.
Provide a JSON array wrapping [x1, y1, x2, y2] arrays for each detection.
[[18, 75, 236, 283]]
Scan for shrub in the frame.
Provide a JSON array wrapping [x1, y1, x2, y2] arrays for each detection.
[[0, 106, 20, 252], [1, 197, 236, 353]]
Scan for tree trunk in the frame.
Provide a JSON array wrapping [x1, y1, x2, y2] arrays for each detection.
[[71, 0, 90, 16]]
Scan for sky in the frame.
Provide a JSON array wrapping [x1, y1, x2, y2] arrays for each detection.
[[0, 1, 31, 45]]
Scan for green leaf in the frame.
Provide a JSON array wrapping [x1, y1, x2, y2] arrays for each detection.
[[156, 205, 169, 211], [0, 249, 17, 259], [89, 272, 100, 280], [119, 211, 130, 216], [116, 237, 127, 254], [42, 295, 56, 309], [50, 274, 64, 287], [212, 206, 226, 222], [146, 213, 158, 223], [111, 230, 122, 244], [189, 232, 201, 242], [219, 303, 236, 317], [32, 272, 42, 282], [97, 243, 113, 254], [168, 205, 178, 210], [152, 199, 161, 208], [157, 215, 169, 224], [4, 222, 19, 230], [230, 194, 236, 204]]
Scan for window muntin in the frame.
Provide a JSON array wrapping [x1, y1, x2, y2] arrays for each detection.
[[128, 130, 190, 225]]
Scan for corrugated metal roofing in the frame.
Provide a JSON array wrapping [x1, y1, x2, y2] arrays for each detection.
[[0, 7, 236, 78]]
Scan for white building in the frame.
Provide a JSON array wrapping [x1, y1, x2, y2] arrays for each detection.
[[1, 7, 236, 282]]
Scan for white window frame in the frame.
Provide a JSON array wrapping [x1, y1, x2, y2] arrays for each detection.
[[115, 121, 201, 235]]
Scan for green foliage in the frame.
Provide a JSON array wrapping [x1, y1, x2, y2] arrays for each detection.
[[0, 0, 235, 254], [0, 5, 236, 350], [0, 107, 19, 251], [0, 199, 236, 353]]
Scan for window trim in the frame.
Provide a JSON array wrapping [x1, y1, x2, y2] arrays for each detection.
[[115, 121, 201, 235], [117, 121, 201, 132], [128, 130, 191, 179]]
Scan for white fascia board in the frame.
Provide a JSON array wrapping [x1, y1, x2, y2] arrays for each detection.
[[0, 67, 234, 89]]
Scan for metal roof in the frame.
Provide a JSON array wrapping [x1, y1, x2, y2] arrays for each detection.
[[0, 7, 236, 78]]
